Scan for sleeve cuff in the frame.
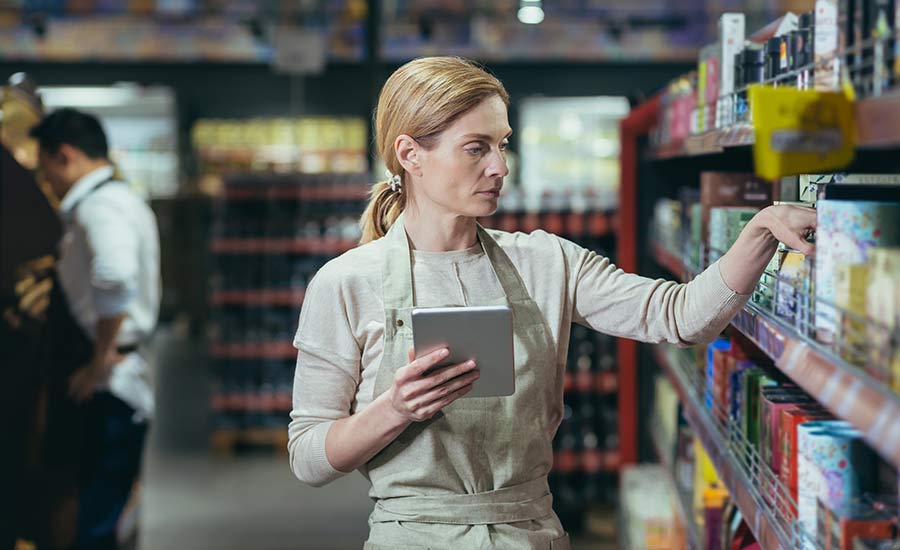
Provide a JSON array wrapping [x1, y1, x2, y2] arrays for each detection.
[[93, 285, 137, 317], [291, 420, 346, 487]]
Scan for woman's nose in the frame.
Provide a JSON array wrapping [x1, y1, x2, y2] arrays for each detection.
[[486, 150, 509, 178]]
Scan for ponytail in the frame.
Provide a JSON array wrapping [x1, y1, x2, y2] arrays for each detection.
[[359, 180, 405, 244]]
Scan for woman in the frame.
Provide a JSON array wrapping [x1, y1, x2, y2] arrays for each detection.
[[289, 57, 815, 549]]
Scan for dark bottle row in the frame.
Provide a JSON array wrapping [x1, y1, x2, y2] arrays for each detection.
[[210, 359, 295, 430]]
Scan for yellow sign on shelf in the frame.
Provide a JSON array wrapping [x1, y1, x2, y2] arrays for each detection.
[[750, 85, 856, 180]]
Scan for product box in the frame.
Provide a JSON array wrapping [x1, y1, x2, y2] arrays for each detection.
[[700, 173, 772, 247], [775, 250, 812, 332], [866, 248, 900, 389], [814, 200, 900, 345], [696, 43, 720, 135], [728, 359, 756, 423], [797, 421, 858, 545], [815, 0, 841, 90], [835, 263, 870, 366], [779, 406, 833, 517], [759, 390, 816, 474], [817, 497, 899, 550], [740, 370, 779, 447], [717, 13, 746, 129], [706, 338, 732, 415]]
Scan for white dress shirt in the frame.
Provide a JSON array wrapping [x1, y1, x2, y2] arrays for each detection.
[[58, 165, 160, 420]]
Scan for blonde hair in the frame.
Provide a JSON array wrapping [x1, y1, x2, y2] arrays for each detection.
[[359, 57, 509, 244]]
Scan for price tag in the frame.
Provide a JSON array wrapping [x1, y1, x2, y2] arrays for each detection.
[[750, 85, 855, 180]]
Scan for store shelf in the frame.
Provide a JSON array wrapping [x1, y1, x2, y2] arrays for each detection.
[[650, 241, 685, 279], [648, 418, 701, 550], [210, 289, 305, 307], [210, 237, 358, 255], [649, 241, 900, 469], [221, 185, 369, 201], [210, 342, 296, 360], [652, 345, 791, 550], [562, 370, 619, 395], [648, 94, 900, 160]]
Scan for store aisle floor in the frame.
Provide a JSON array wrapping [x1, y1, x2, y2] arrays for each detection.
[[139, 452, 371, 550], [137, 326, 371, 550]]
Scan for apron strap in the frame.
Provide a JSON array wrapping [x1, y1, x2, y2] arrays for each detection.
[[369, 476, 553, 525]]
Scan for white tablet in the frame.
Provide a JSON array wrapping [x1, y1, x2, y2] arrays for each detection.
[[411, 305, 515, 398]]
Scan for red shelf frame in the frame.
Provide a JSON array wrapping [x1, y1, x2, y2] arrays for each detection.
[[210, 289, 306, 307], [210, 237, 358, 255], [617, 95, 661, 466], [210, 342, 297, 360]]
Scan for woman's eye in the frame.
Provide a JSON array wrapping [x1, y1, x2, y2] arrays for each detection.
[[465, 146, 484, 155], [499, 141, 509, 151]]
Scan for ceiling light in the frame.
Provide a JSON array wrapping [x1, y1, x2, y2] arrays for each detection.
[[517, 1, 544, 25]]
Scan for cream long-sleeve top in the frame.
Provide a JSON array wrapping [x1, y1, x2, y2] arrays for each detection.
[[289, 228, 749, 487]]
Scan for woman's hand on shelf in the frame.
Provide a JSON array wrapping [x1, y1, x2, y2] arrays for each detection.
[[755, 204, 817, 256], [719, 205, 816, 295]]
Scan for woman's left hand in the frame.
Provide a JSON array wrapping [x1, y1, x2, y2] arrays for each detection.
[[754, 204, 817, 255]]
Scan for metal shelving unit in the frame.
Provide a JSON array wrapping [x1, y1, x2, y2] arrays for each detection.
[[649, 241, 900, 470], [648, 412, 702, 550], [652, 344, 800, 550]]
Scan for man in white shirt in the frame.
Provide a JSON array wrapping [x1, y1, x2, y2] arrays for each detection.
[[31, 108, 160, 550]]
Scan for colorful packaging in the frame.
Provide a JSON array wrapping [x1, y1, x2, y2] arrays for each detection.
[[811, 429, 878, 511], [866, 247, 900, 389], [818, 497, 899, 550], [780, 408, 833, 512], [704, 484, 730, 550], [834, 263, 870, 366], [755, 243, 787, 310], [693, 438, 724, 529], [797, 421, 864, 546], [717, 13, 746, 129], [759, 390, 816, 474], [700, 173, 772, 248], [775, 250, 812, 332], [708, 206, 760, 262], [741, 370, 779, 447], [815, 0, 840, 90], [706, 338, 732, 415], [814, 200, 900, 345], [728, 359, 756, 423]]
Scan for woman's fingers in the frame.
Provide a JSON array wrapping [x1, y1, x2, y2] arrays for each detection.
[[395, 347, 450, 384], [420, 382, 476, 419], [412, 360, 476, 393], [412, 367, 480, 409]]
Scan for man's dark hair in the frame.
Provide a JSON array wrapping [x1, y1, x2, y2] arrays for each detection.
[[29, 108, 109, 159]]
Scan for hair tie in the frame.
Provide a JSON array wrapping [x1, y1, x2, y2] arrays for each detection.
[[385, 169, 402, 193]]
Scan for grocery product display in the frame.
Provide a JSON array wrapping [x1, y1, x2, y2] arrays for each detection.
[[620, 4, 900, 549], [10, 0, 900, 546]]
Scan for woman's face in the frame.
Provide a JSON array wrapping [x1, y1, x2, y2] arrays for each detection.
[[411, 95, 511, 219]]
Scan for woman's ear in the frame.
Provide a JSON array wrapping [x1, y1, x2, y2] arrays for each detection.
[[394, 134, 422, 177]]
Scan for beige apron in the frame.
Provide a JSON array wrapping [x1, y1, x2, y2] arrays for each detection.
[[360, 214, 569, 550]]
